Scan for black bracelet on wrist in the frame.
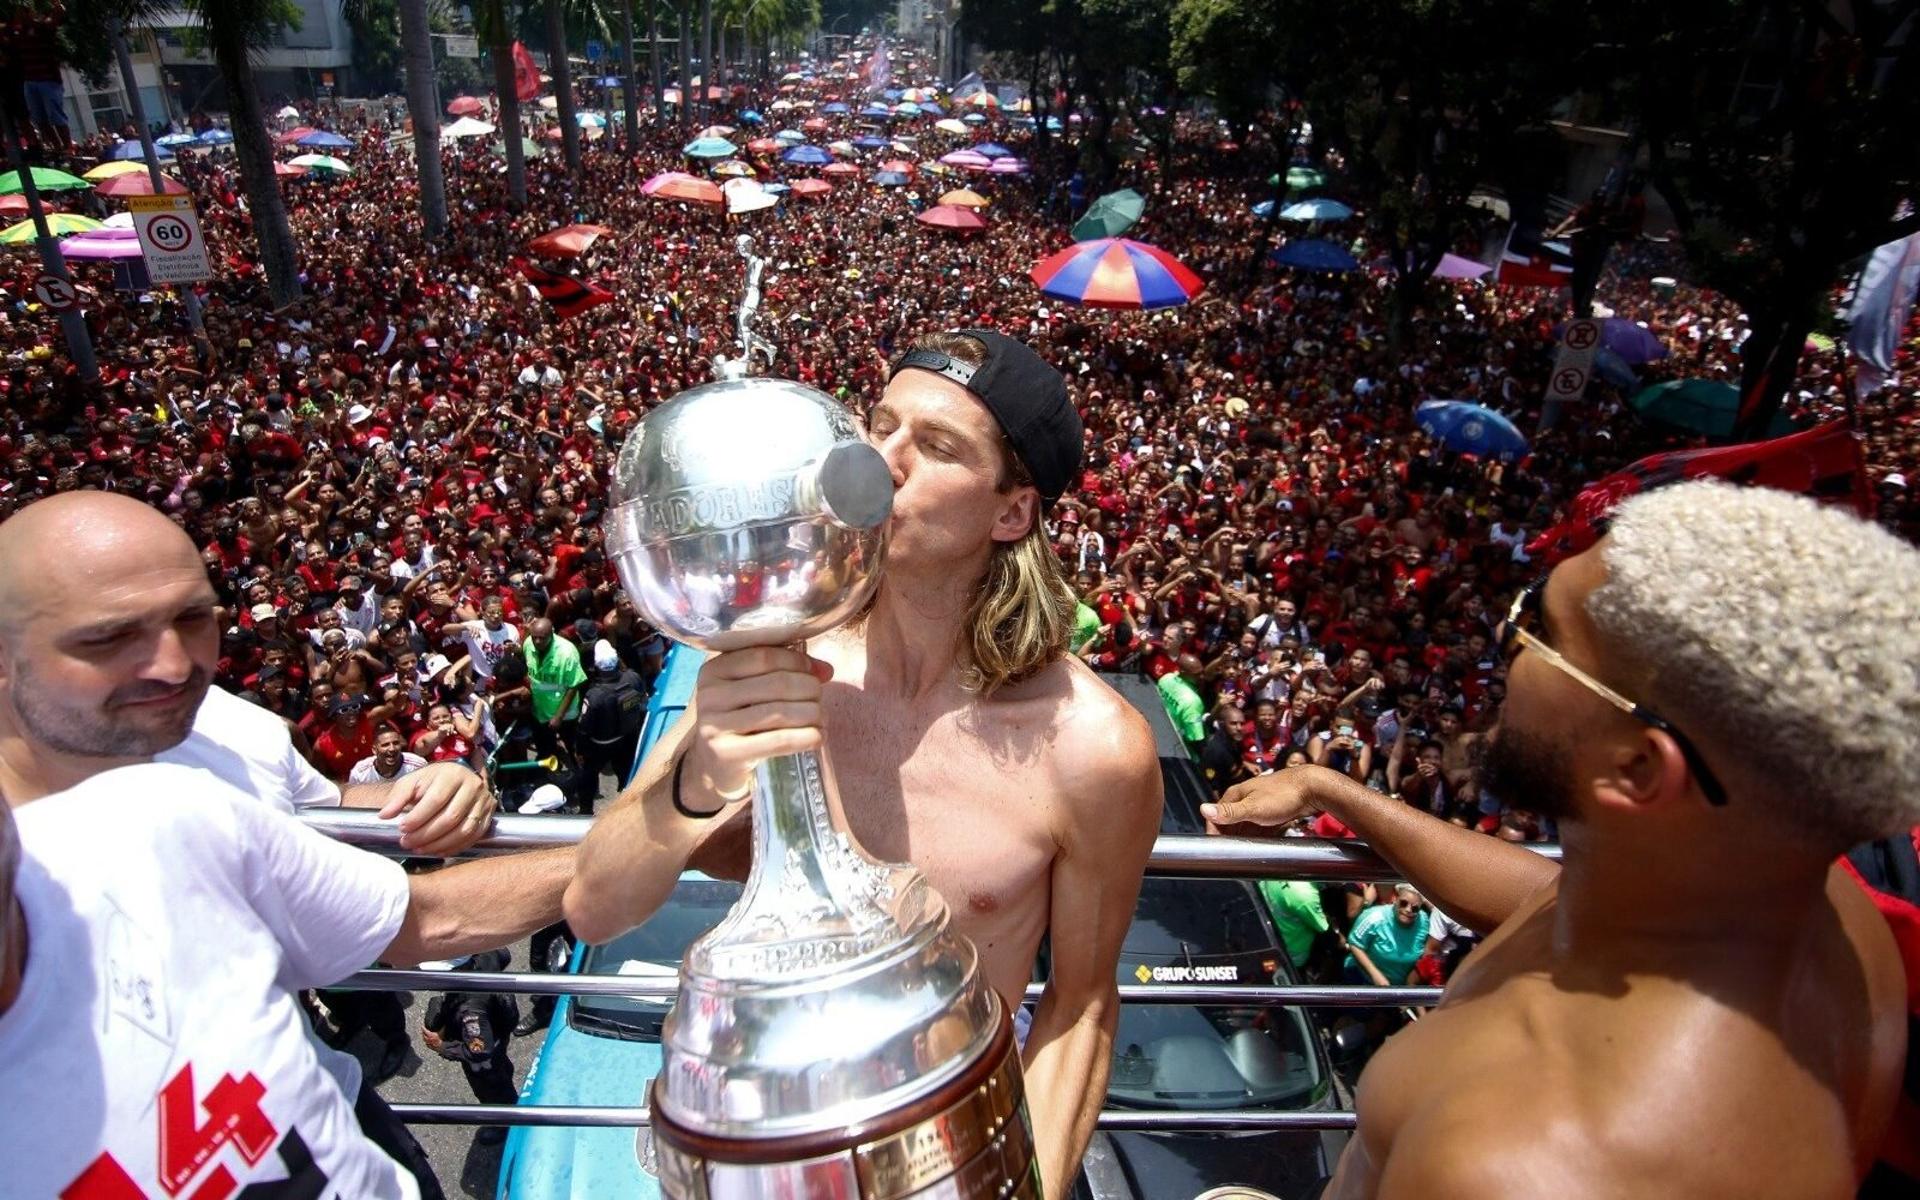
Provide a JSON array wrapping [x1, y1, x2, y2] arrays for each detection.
[[671, 755, 726, 820]]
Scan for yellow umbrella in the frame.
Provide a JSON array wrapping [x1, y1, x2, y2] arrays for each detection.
[[84, 161, 148, 180], [939, 188, 990, 209], [2, 213, 104, 244], [934, 118, 969, 135]]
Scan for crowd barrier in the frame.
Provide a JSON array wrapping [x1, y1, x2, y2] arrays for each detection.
[[304, 809, 1561, 1135]]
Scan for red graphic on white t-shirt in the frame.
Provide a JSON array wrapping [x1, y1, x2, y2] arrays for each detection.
[[61, 1063, 283, 1199]]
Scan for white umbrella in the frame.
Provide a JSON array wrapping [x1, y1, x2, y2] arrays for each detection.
[[443, 116, 497, 139], [538, 96, 559, 111], [275, 105, 300, 120], [723, 177, 776, 214]]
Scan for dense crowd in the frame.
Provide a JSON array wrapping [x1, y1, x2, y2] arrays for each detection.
[[3, 60, 1917, 951]]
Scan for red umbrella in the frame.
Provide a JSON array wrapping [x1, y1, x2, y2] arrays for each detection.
[[0, 195, 29, 214], [802, 117, 829, 132], [651, 176, 724, 205], [95, 173, 189, 197], [1029, 237, 1205, 310], [878, 158, 915, 175], [746, 137, 781, 154], [276, 126, 318, 144], [447, 96, 486, 117], [791, 178, 833, 197], [273, 162, 308, 178], [822, 161, 861, 177], [916, 204, 986, 232], [526, 223, 613, 258]]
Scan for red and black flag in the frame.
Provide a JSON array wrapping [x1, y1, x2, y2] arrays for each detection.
[[514, 258, 613, 320], [1526, 420, 1870, 565]]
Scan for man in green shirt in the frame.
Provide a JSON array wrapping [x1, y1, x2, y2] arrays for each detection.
[[1259, 879, 1330, 971], [1071, 600, 1102, 654], [523, 617, 588, 733], [1156, 653, 1207, 753]]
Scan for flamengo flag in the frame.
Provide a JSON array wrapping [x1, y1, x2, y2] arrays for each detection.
[[512, 41, 541, 103], [1526, 420, 1868, 564], [863, 39, 891, 92], [515, 258, 613, 320], [1845, 230, 1920, 394]]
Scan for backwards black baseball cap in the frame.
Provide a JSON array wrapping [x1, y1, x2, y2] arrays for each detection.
[[889, 329, 1083, 506]]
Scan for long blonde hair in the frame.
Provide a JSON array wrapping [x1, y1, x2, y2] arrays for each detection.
[[890, 333, 1077, 695]]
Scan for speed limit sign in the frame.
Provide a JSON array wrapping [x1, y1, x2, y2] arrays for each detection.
[[32, 273, 77, 311], [129, 194, 212, 284]]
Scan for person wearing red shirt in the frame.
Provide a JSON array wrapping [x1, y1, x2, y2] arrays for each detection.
[[309, 694, 381, 781]]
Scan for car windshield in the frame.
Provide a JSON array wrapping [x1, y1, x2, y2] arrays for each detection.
[[1105, 878, 1324, 1110], [569, 877, 742, 1041]]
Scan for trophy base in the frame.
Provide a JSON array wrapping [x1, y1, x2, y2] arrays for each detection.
[[648, 1006, 1039, 1200]]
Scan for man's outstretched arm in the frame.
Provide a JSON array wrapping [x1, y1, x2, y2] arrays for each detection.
[[1203, 766, 1559, 934]]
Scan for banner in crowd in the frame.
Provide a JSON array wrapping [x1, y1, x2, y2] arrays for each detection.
[[863, 39, 891, 92], [1846, 230, 1920, 394], [513, 41, 542, 103], [1527, 420, 1868, 563], [515, 259, 613, 320]]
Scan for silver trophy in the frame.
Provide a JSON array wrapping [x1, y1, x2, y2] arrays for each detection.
[[603, 257, 1038, 1199]]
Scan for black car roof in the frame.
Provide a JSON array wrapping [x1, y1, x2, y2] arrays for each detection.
[[1097, 669, 1211, 834]]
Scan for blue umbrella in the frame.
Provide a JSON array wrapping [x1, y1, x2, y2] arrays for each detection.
[[762, 181, 791, 195], [882, 88, 903, 100], [974, 142, 1013, 159], [773, 129, 806, 144], [781, 144, 832, 165], [296, 130, 353, 149], [852, 135, 888, 150], [920, 102, 945, 116], [1279, 198, 1353, 221], [156, 132, 198, 148], [1270, 239, 1358, 272], [594, 75, 621, 86], [963, 113, 988, 125], [108, 141, 171, 161], [740, 110, 763, 124], [196, 128, 233, 145], [859, 104, 894, 119], [895, 102, 921, 115], [1592, 348, 1638, 390], [822, 102, 850, 114], [873, 170, 910, 186], [683, 136, 738, 158], [1599, 318, 1668, 365], [1415, 401, 1530, 460]]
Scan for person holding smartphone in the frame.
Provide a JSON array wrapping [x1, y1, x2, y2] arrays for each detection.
[[1311, 713, 1373, 784]]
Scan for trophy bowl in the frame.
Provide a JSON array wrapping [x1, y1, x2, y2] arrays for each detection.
[[604, 375, 1038, 1200]]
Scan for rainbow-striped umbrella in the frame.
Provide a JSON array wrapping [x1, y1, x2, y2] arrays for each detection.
[[1029, 238, 1205, 310]]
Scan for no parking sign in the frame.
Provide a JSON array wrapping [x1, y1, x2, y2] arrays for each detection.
[[1548, 318, 1599, 403], [129, 194, 211, 284]]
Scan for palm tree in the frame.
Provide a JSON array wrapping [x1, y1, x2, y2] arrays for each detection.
[[478, 0, 529, 205], [699, 0, 713, 118], [545, 0, 582, 175], [192, 0, 301, 306], [395, 0, 449, 236], [649, 0, 664, 128], [619, 0, 640, 154], [679, 3, 694, 133]]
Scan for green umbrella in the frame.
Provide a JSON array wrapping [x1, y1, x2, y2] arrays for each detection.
[[1071, 188, 1145, 241], [493, 138, 544, 158], [0, 213, 102, 244], [0, 166, 92, 194], [1628, 378, 1796, 439], [1268, 166, 1326, 191]]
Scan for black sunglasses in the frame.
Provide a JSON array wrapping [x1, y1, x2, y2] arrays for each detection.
[[1501, 579, 1729, 807]]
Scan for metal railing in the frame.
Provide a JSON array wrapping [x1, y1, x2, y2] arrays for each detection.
[[305, 809, 1557, 1135]]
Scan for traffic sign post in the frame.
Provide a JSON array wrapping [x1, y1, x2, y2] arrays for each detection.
[[33, 273, 78, 311], [1547, 318, 1599, 405], [129, 194, 212, 285]]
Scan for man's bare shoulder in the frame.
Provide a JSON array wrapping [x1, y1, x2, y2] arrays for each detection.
[[1015, 657, 1160, 817]]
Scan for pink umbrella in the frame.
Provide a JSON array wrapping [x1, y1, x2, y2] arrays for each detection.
[[1432, 253, 1492, 281], [916, 204, 987, 233], [59, 227, 143, 260], [986, 158, 1028, 175], [95, 173, 189, 197], [941, 150, 991, 169], [641, 171, 699, 195]]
